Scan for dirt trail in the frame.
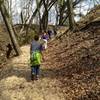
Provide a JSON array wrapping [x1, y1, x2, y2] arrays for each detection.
[[0, 45, 66, 100]]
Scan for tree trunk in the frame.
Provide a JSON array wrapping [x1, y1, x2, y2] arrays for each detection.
[[42, 0, 49, 32], [26, 0, 42, 35], [38, 11, 42, 33], [20, 11, 24, 24], [55, 3, 59, 26], [67, 0, 75, 30], [44, 11, 48, 32], [41, 11, 48, 32], [0, 4, 21, 56], [59, 10, 63, 25]]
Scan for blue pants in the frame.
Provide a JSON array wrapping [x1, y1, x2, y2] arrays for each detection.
[[31, 65, 40, 76]]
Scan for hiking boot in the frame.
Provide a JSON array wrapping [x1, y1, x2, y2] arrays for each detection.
[[36, 75, 39, 80], [31, 74, 35, 81]]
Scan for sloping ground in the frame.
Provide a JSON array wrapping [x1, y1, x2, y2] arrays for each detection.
[[0, 45, 66, 100], [43, 21, 100, 99], [0, 21, 99, 100], [0, 5, 100, 100], [77, 5, 100, 30], [0, 24, 10, 66]]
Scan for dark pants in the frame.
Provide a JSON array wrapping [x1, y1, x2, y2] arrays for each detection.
[[31, 65, 40, 76]]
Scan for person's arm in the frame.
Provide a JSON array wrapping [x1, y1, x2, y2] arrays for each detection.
[[40, 44, 45, 61], [41, 51, 45, 61]]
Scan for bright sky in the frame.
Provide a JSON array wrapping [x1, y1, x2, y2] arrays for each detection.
[[11, 0, 100, 24]]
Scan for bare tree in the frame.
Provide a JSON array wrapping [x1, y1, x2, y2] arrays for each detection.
[[0, 2, 21, 56], [67, 0, 75, 30]]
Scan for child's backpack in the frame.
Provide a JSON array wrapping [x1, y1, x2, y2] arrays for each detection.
[[30, 51, 41, 66]]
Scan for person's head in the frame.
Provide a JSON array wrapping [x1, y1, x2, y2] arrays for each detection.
[[43, 31, 47, 35], [34, 35, 39, 41]]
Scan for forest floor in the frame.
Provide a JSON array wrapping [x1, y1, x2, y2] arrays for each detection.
[[0, 45, 67, 100], [0, 24, 100, 100], [0, 5, 100, 100], [0, 22, 100, 99]]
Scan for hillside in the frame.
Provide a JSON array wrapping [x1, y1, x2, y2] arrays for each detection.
[[77, 5, 100, 30], [0, 19, 99, 99], [0, 5, 100, 100], [43, 19, 100, 99], [0, 24, 11, 66], [40, 5, 100, 98]]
